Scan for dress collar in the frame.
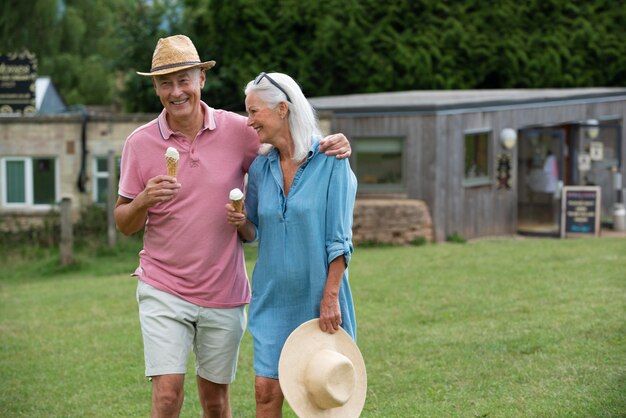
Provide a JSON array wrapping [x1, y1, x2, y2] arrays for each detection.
[[268, 136, 322, 162]]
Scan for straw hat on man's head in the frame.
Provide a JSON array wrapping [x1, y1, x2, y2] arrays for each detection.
[[278, 319, 367, 417], [137, 34, 215, 77]]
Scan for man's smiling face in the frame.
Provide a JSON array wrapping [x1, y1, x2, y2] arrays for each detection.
[[153, 68, 205, 123]]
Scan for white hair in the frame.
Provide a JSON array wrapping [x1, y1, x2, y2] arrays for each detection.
[[245, 73, 320, 162]]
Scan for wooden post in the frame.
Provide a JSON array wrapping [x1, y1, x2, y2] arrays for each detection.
[[60, 197, 73, 265], [107, 150, 117, 247]]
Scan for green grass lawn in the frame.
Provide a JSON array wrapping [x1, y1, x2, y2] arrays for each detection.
[[1, 236, 625, 417]]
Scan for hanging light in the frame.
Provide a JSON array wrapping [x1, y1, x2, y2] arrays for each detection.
[[585, 119, 599, 140], [499, 128, 517, 150]]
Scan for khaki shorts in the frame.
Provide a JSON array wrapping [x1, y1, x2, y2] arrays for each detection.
[[136, 280, 246, 384]]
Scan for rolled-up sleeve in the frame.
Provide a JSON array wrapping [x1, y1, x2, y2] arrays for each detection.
[[325, 158, 357, 266]]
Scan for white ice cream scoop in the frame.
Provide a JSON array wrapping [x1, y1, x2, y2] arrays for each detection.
[[165, 147, 179, 160], [229, 188, 244, 201]]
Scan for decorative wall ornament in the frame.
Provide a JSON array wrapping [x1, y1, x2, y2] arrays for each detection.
[[496, 152, 513, 189]]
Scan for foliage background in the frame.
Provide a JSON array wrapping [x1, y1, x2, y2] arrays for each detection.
[[1, 0, 625, 112]]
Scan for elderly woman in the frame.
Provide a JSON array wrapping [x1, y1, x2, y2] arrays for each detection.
[[226, 72, 357, 416]]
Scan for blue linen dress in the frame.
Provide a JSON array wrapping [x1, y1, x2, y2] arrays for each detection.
[[245, 137, 357, 379]]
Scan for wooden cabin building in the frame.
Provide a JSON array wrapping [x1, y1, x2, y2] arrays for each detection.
[[310, 88, 626, 241]]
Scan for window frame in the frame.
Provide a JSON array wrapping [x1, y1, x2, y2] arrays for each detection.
[[351, 136, 406, 193], [92, 155, 120, 205], [463, 129, 493, 188], [1, 156, 59, 209]]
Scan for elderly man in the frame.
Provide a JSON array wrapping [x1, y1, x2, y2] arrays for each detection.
[[114, 35, 351, 418]]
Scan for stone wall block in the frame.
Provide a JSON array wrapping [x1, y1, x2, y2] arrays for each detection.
[[352, 199, 433, 245]]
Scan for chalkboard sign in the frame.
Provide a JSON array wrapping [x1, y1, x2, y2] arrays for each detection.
[[560, 186, 601, 238], [0, 51, 37, 114]]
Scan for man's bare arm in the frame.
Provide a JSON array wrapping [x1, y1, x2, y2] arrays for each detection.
[[114, 175, 180, 235]]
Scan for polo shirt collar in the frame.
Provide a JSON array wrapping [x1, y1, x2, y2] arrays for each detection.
[[157, 101, 217, 140]]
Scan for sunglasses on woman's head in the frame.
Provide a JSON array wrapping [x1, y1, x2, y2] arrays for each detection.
[[254, 72, 291, 103]]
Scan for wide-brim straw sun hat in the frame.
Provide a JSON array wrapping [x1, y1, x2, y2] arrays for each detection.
[[278, 319, 367, 417], [137, 34, 216, 76]]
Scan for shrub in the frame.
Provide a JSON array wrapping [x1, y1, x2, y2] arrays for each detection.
[[446, 232, 466, 243], [410, 236, 428, 246]]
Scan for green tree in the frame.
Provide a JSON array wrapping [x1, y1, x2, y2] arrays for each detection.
[[4, 0, 626, 111], [1, 0, 161, 108], [0, 0, 60, 55], [116, 0, 185, 112]]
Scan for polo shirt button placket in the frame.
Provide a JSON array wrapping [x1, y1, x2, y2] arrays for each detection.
[[190, 147, 200, 168]]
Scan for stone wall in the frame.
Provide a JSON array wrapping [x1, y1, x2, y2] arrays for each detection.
[[352, 199, 433, 245]]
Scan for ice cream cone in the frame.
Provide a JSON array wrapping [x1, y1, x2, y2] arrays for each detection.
[[231, 199, 243, 213], [164, 147, 180, 177], [166, 156, 178, 177], [230, 188, 244, 213]]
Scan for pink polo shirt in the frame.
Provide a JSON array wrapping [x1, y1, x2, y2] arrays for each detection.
[[118, 102, 259, 308]]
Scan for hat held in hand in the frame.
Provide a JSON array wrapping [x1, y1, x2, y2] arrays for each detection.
[[137, 34, 215, 76], [278, 319, 367, 417]]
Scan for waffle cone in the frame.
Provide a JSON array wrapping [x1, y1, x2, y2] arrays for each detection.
[[231, 199, 244, 213], [165, 156, 178, 177]]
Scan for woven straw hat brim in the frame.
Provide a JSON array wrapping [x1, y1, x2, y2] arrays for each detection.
[[136, 60, 215, 77]]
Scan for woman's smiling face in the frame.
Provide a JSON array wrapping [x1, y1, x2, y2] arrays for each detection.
[[245, 92, 283, 145]]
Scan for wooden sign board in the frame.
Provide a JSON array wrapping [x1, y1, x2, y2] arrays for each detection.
[[560, 186, 601, 238]]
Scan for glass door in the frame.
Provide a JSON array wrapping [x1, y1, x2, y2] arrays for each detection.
[[517, 127, 566, 236], [574, 122, 622, 225]]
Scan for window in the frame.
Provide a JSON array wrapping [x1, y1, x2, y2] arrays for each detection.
[[5, 160, 26, 203], [464, 130, 491, 187], [2, 157, 57, 207], [353, 137, 404, 192], [92, 156, 120, 204]]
